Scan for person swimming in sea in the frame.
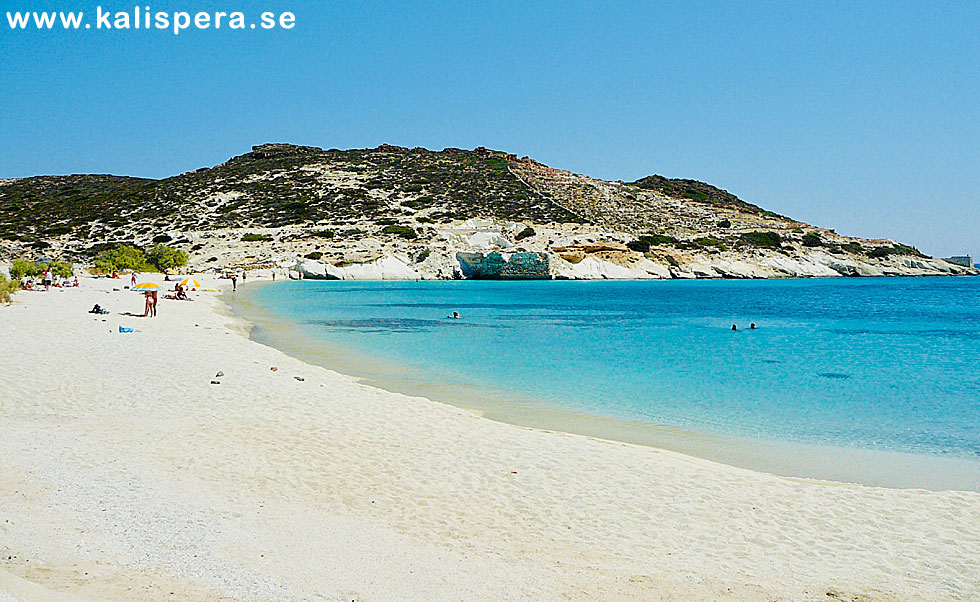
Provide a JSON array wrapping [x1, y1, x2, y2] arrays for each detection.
[[750, 322, 756, 329], [447, 311, 461, 319], [731, 324, 737, 331]]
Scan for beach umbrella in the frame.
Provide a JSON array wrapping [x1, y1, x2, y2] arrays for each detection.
[[133, 282, 161, 291], [179, 278, 202, 288]]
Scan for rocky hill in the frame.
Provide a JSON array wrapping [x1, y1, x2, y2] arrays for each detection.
[[0, 143, 975, 280]]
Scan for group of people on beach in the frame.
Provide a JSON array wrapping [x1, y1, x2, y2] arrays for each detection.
[[19, 267, 79, 292]]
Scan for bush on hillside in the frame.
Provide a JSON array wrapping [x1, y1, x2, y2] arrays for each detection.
[[801, 232, 822, 247], [382, 224, 417, 239], [693, 236, 727, 251], [839, 241, 865, 254], [639, 233, 678, 246], [867, 244, 923, 259], [739, 231, 782, 248], [515, 226, 536, 241], [145, 244, 188, 271]]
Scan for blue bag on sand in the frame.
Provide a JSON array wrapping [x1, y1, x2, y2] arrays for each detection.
[[118, 326, 134, 333]]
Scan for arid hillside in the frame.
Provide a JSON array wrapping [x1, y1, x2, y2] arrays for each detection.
[[0, 143, 974, 279]]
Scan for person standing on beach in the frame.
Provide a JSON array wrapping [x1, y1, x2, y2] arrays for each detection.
[[149, 290, 158, 317], [131, 272, 138, 288], [43, 268, 52, 291], [242, 271, 247, 283], [231, 274, 238, 292]]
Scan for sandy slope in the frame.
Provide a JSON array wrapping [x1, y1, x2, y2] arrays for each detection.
[[1, 275, 978, 602]]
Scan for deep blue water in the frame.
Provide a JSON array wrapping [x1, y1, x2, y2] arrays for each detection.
[[246, 277, 980, 459]]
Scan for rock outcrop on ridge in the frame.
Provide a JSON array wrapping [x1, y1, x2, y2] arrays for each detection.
[[0, 143, 975, 279]]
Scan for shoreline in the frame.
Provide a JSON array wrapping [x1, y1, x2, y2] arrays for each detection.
[[227, 278, 980, 493], [2, 274, 979, 601]]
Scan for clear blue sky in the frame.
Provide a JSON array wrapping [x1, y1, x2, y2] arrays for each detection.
[[1, 0, 977, 257]]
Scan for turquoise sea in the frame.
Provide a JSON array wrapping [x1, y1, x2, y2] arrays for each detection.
[[235, 277, 980, 489]]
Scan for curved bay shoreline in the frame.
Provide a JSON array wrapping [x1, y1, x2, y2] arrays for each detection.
[[229, 278, 980, 493]]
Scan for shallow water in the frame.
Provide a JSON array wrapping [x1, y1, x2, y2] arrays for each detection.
[[237, 276, 980, 486]]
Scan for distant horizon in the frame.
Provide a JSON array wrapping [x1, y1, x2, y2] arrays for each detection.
[[2, 1, 977, 257]]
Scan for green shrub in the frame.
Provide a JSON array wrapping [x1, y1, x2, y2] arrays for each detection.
[[241, 233, 272, 242], [694, 237, 727, 251], [0, 275, 19, 303], [717, 219, 731, 229], [311, 229, 335, 239], [401, 196, 432, 209], [47, 261, 74, 278], [94, 244, 152, 273], [739, 231, 782, 248], [9, 259, 42, 279], [382, 225, 417, 239], [801, 232, 822, 247], [839, 242, 865, 254], [152, 234, 173, 243], [48, 225, 72, 236], [866, 244, 922, 259], [304, 251, 324, 260], [8, 259, 72, 279], [146, 245, 188, 271], [638, 233, 678, 246], [485, 157, 508, 170], [515, 226, 535, 241], [628, 233, 683, 253]]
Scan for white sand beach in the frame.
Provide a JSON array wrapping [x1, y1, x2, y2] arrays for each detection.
[[1, 275, 979, 601]]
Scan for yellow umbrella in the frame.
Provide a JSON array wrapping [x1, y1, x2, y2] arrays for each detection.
[[179, 278, 202, 288], [133, 282, 161, 291]]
